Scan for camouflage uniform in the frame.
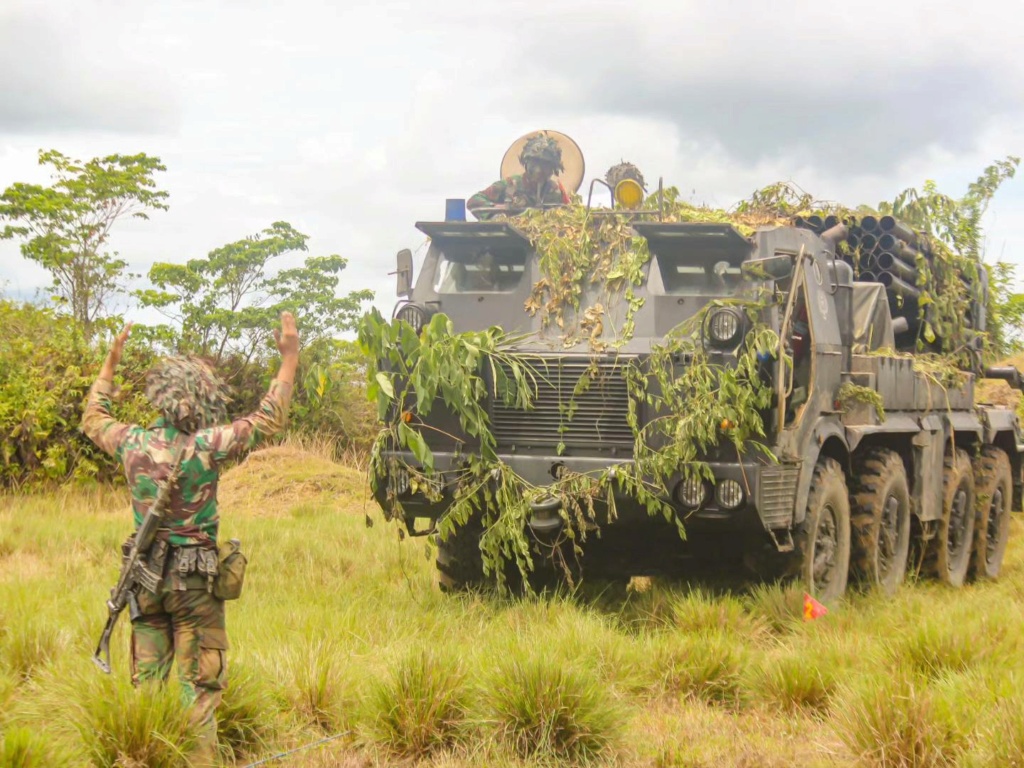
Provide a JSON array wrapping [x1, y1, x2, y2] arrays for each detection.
[[82, 373, 292, 764], [467, 174, 569, 220]]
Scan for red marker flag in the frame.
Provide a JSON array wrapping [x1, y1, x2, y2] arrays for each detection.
[[803, 593, 828, 621]]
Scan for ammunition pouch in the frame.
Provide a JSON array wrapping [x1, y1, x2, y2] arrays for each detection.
[[121, 533, 168, 595], [213, 539, 247, 601]]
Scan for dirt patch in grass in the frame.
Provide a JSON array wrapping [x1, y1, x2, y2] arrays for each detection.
[[218, 446, 369, 517]]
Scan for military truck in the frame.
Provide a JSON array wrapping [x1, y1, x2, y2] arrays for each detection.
[[372, 174, 1022, 601]]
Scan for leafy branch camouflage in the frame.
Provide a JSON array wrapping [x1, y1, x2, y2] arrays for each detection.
[[145, 357, 230, 434]]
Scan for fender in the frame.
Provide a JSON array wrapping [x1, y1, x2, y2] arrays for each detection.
[[791, 417, 849, 527]]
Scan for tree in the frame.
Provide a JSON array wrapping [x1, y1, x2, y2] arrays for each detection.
[[137, 221, 373, 365], [0, 150, 169, 339]]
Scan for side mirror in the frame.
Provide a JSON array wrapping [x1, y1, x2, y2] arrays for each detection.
[[395, 248, 413, 297], [741, 254, 793, 282]]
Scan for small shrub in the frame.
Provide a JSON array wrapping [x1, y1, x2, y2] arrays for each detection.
[[361, 649, 469, 757], [481, 655, 622, 761], [832, 670, 968, 767]]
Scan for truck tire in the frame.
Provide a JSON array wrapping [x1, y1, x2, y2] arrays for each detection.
[[971, 446, 1012, 580], [928, 449, 976, 588], [850, 448, 911, 595], [793, 458, 851, 603], [436, 519, 485, 592]]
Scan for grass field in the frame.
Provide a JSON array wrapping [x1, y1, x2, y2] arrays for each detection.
[[2, 443, 1024, 767]]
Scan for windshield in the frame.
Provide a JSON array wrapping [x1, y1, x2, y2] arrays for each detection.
[[654, 255, 744, 295], [434, 246, 527, 293]]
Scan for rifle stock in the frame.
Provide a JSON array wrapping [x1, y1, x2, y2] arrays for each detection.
[[92, 444, 184, 674]]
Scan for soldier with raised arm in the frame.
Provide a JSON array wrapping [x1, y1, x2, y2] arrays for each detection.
[[81, 311, 300, 766]]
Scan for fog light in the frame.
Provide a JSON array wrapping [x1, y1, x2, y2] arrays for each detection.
[[674, 475, 707, 508], [716, 479, 745, 509]]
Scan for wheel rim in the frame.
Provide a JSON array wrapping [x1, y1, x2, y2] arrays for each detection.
[[878, 494, 900, 578], [813, 503, 839, 592], [946, 487, 969, 570], [986, 487, 1005, 568]]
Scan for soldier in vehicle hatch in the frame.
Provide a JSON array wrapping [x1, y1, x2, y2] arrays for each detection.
[[467, 132, 571, 220], [81, 312, 299, 766]]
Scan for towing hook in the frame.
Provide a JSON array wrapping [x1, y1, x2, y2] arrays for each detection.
[[528, 495, 564, 532]]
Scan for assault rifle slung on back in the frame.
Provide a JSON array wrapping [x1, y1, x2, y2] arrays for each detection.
[[93, 446, 184, 674]]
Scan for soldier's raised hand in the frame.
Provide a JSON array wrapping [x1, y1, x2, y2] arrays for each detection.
[[110, 323, 133, 367], [274, 312, 300, 358]]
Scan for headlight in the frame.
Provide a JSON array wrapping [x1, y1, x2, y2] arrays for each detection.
[[674, 476, 707, 508], [715, 479, 745, 510], [708, 309, 742, 346], [395, 302, 430, 334]]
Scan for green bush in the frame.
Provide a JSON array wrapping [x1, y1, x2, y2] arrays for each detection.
[[0, 299, 378, 488]]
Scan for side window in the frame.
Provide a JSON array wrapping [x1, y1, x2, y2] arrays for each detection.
[[653, 255, 744, 295]]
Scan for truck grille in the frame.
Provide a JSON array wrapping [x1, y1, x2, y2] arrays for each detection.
[[757, 464, 801, 530], [490, 358, 635, 449]]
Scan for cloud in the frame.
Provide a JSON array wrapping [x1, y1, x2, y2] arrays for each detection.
[[0, 6, 180, 134], [499, 0, 1024, 175]]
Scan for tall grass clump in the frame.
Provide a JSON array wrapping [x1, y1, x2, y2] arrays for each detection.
[[669, 587, 767, 639], [215, 662, 282, 760], [360, 648, 469, 758], [746, 650, 836, 713], [644, 632, 748, 707], [832, 670, 969, 767], [0, 726, 55, 768], [0, 621, 64, 681], [52, 672, 196, 768], [891, 614, 1003, 680], [279, 637, 352, 732], [970, 692, 1024, 767], [742, 582, 807, 634], [481, 654, 623, 762]]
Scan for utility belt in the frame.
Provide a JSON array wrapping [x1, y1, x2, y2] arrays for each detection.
[[121, 534, 247, 601]]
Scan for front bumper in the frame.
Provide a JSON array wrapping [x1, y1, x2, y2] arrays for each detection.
[[374, 451, 802, 536]]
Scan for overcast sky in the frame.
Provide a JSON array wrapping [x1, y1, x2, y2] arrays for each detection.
[[2, 0, 1022, 327]]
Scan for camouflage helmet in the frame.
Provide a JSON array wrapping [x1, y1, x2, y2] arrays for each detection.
[[145, 356, 230, 434], [605, 161, 647, 192], [519, 132, 564, 172]]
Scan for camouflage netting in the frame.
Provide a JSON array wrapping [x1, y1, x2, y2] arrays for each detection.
[[499, 177, 1000, 362], [145, 356, 230, 434]]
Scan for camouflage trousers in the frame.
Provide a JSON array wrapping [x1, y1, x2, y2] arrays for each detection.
[[132, 574, 228, 765]]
